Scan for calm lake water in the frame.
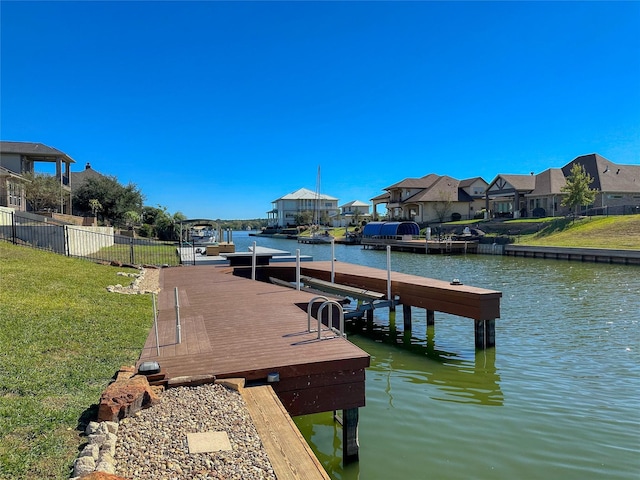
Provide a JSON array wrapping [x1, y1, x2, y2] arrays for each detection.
[[233, 232, 640, 480]]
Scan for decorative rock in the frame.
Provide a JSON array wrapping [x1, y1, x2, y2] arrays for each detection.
[[73, 455, 96, 477], [96, 460, 116, 474], [104, 421, 119, 435], [79, 443, 100, 460], [86, 421, 100, 435], [98, 374, 159, 422]]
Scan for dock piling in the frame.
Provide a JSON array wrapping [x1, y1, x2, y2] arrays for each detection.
[[342, 408, 360, 464], [474, 319, 496, 349], [402, 304, 412, 331]]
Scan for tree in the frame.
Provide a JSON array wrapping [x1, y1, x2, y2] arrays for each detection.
[[433, 190, 454, 223], [153, 206, 186, 241], [561, 163, 597, 216], [73, 176, 144, 227], [23, 172, 65, 212], [89, 199, 102, 217]]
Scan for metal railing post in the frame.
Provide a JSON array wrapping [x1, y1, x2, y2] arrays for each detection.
[[331, 238, 335, 283], [251, 241, 257, 280], [174, 287, 182, 344], [318, 300, 345, 339], [152, 293, 160, 356], [296, 249, 301, 291]]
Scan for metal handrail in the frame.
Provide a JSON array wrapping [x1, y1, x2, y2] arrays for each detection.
[[317, 300, 345, 340], [307, 296, 329, 333]]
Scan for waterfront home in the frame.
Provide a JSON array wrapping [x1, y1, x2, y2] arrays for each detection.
[[0, 141, 76, 214], [332, 200, 371, 227], [268, 187, 339, 228], [371, 174, 488, 223], [486, 153, 640, 218]]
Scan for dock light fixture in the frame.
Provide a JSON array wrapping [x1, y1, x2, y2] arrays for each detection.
[[450, 279, 463, 286], [138, 361, 161, 375], [267, 372, 280, 383]]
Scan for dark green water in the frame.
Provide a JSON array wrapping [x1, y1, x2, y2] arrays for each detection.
[[235, 232, 640, 479]]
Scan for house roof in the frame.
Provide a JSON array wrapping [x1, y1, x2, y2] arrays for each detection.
[[69, 162, 108, 190], [459, 177, 487, 188], [274, 187, 338, 202], [340, 200, 369, 208], [529, 168, 566, 196], [0, 141, 75, 163], [384, 173, 440, 190], [563, 153, 640, 193], [370, 192, 390, 202]]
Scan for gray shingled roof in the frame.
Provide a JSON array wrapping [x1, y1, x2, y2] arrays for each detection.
[[529, 168, 566, 195], [384, 173, 440, 190], [0, 141, 75, 163], [563, 153, 640, 193]]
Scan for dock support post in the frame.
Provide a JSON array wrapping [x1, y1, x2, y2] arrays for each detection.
[[426, 309, 435, 326], [402, 304, 412, 331], [342, 407, 360, 464], [474, 319, 495, 349]]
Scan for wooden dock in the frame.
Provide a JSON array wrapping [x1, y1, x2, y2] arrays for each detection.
[[138, 265, 369, 465], [361, 237, 478, 254], [140, 266, 369, 416], [260, 261, 502, 349]]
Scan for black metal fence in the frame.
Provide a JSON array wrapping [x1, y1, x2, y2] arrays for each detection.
[[0, 209, 180, 266]]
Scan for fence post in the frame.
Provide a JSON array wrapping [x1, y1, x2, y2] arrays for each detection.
[[130, 237, 135, 264], [11, 210, 17, 244], [64, 225, 70, 257]]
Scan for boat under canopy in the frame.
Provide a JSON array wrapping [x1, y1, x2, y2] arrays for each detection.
[[362, 221, 420, 237]]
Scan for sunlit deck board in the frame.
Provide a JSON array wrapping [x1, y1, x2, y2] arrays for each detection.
[[242, 385, 331, 480], [138, 265, 370, 416], [262, 261, 502, 320]]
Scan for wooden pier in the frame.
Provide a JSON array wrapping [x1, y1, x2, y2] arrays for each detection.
[[361, 237, 478, 254], [261, 261, 502, 349], [138, 265, 369, 465]]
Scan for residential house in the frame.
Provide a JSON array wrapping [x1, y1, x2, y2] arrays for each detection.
[[332, 200, 371, 227], [268, 187, 339, 228], [69, 162, 109, 215], [486, 154, 640, 218], [372, 174, 488, 224], [0, 141, 75, 213]]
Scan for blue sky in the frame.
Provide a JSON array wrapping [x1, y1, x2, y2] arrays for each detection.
[[2, 1, 639, 219]]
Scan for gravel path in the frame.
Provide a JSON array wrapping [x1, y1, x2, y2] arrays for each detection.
[[115, 383, 277, 479]]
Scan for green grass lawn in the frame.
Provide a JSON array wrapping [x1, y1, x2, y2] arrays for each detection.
[[95, 242, 180, 266], [515, 215, 640, 249], [0, 242, 153, 479]]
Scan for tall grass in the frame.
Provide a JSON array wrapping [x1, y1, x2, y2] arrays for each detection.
[[0, 242, 153, 479]]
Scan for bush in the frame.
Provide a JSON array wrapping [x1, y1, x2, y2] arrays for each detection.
[[451, 212, 462, 221]]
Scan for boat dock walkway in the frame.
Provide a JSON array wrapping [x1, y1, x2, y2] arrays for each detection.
[[261, 260, 502, 349]]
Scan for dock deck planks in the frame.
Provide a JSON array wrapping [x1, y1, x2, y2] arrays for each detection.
[[139, 265, 370, 416], [262, 261, 502, 321]]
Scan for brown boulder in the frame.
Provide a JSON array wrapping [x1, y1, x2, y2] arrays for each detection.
[[80, 473, 129, 480], [97, 373, 159, 422]]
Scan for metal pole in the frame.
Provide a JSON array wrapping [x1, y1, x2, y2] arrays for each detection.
[[331, 238, 335, 283], [174, 287, 182, 344], [251, 240, 257, 280], [386, 245, 392, 302], [152, 293, 160, 356], [296, 249, 301, 291], [130, 237, 135, 264]]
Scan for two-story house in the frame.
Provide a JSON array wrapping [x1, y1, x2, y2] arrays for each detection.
[[268, 187, 339, 228], [0, 141, 75, 213], [372, 174, 488, 223]]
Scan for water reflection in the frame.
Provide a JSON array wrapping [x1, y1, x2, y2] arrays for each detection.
[[346, 310, 503, 406]]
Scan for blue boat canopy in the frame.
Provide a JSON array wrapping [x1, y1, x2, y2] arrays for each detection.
[[362, 221, 420, 237]]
